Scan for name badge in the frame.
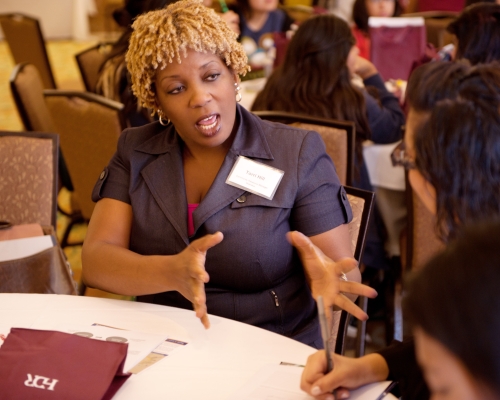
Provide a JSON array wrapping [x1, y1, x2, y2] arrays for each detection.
[[226, 156, 284, 200]]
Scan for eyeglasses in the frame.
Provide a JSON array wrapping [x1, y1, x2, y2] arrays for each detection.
[[368, 0, 396, 3], [391, 141, 416, 170]]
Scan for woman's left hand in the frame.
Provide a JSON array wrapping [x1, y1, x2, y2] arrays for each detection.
[[286, 231, 377, 320]]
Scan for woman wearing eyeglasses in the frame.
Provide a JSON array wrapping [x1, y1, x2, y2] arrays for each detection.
[[299, 60, 500, 400]]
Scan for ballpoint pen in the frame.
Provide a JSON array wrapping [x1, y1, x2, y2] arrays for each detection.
[[374, 381, 398, 400], [317, 296, 333, 372]]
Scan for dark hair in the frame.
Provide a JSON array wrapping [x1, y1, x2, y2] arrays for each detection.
[[404, 221, 500, 395], [252, 14, 371, 142], [353, 0, 402, 34], [409, 63, 500, 241], [405, 60, 470, 113], [447, 3, 500, 64]]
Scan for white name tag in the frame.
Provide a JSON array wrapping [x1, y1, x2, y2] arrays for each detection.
[[226, 156, 284, 200]]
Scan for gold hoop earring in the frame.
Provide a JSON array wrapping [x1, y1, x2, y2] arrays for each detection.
[[157, 109, 170, 126]]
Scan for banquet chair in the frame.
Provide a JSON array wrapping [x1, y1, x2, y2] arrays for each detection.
[[253, 111, 356, 186], [0, 131, 58, 228], [10, 63, 84, 247], [390, 175, 445, 342], [75, 42, 114, 93], [0, 13, 56, 89], [9, 63, 56, 132], [0, 131, 78, 295], [43, 90, 125, 232], [332, 185, 375, 355]]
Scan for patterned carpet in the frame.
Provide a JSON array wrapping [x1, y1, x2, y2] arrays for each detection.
[[0, 39, 131, 300]]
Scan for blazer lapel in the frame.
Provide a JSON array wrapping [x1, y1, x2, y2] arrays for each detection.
[[137, 126, 190, 245]]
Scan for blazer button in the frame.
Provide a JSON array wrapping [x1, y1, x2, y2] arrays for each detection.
[[236, 195, 246, 203], [99, 171, 105, 180]]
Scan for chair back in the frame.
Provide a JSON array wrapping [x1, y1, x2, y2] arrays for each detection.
[[332, 186, 375, 355], [75, 42, 114, 93], [43, 90, 125, 220], [253, 111, 355, 186], [0, 131, 58, 228], [10, 63, 56, 132], [0, 14, 56, 89], [405, 185, 444, 272]]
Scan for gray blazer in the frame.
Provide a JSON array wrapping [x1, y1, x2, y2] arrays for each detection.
[[93, 105, 352, 347]]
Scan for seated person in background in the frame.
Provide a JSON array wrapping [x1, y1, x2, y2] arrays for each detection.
[[352, 0, 403, 59], [446, 2, 500, 64], [82, 0, 377, 349], [252, 14, 405, 273], [232, 0, 294, 73], [97, 0, 240, 127], [299, 60, 500, 400]]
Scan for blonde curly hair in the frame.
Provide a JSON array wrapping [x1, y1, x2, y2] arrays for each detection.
[[126, 0, 250, 113]]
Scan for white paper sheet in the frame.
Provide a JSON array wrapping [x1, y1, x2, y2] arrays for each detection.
[[228, 364, 397, 400], [0, 235, 54, 262]]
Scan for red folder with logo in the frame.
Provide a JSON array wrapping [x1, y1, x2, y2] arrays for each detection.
[[0, 328, 131, 400]]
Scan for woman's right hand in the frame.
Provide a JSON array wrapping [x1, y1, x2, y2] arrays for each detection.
[[172, 232, 224, 329], [301, 351, 390, 399]]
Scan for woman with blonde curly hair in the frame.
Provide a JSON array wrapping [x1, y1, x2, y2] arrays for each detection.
[[82, 0, 375, 347]]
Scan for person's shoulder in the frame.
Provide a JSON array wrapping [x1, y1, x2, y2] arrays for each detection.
[[118, 121, 171, 150]]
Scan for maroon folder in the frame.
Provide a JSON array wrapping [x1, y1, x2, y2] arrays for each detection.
[[0, 328, 131, 400], [369, 18, 427, 82]]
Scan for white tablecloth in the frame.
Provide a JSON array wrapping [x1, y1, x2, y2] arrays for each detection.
[[0, 294, 316, 399]]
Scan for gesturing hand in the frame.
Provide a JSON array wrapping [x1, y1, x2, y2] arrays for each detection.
[[174, 232, 224, 329], [286, 231, 377, 321]]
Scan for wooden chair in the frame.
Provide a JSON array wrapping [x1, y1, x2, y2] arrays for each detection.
[[43, 90, 125, 231], [0, 13, 56, 89], [0, 131, 58, 228], [75, 42, 114, 93], [253, 111, 356, 186]]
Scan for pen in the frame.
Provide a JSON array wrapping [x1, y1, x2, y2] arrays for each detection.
[[374, 381, 398, 400], [218, 0, 229, 13], [317, 296, 333, 372]]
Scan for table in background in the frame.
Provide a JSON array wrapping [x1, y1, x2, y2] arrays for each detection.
[[0, 294, 315, 399]]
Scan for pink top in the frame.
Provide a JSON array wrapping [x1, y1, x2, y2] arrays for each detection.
[[187, 203, 199, 237]]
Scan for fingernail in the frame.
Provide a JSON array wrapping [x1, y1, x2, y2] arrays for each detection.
[[325, 395, 334, 400], [311, 386, 322, 396], [339, 392, 349, 399]]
